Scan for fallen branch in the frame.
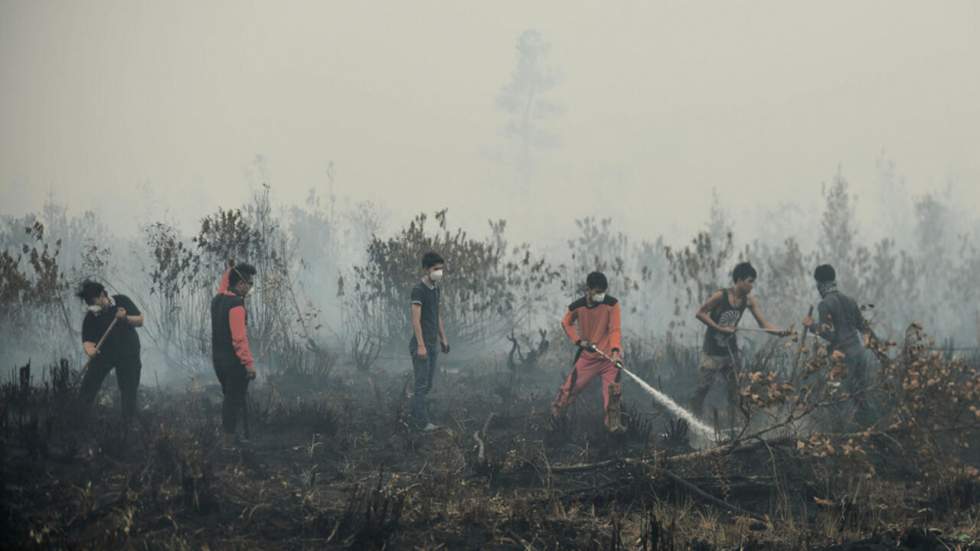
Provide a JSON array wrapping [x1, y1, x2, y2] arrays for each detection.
[[549, 457, 643, 473], [669, 422, 980, 464], [548, 457, 765, 521], [507, 529, 538, 551], [662, 469, 764, 522], [670, 436, 796, 463]]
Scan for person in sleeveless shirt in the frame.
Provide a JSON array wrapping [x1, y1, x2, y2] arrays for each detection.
[[691, 262, 790, 421]]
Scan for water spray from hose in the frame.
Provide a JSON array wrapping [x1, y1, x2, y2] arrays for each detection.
[[587, 344, 716, 440]]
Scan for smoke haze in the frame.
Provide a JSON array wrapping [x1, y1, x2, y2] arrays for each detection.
[[2, 1, 978, 244]]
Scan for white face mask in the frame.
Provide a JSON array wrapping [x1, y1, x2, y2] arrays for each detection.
[[591, 292, 606, 303], [429, 269, 444, 282], [87, 304, 103, 314]]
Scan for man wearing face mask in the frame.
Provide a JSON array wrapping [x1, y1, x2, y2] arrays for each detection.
[[803, 264, 872, 428], [211, 262, 258, 448], [76, 280, 145, 426], [552, 271, 626, 433], [409, 251, 450, 432]]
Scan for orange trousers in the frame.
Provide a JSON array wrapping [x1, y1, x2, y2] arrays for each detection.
[[553, 353, 622, 417]]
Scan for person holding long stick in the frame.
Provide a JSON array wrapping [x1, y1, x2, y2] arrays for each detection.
[[76, 280, 145, 427], [803, 264, 873, 429], [691, 262, 789, 420], [212, 261, 258, 448]]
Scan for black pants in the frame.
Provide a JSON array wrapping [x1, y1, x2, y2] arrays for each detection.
[[214, 362, 249, 435], [79, 355, 142, 423]]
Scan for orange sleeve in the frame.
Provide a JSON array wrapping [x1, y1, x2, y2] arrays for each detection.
[[218, 269, 231, 294], [608, 302, 622, 352], [562, 308, 580, 344], [229, 306, 254, 369]]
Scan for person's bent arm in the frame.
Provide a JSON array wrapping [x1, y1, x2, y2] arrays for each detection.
[[855, 302, 873, 344], [695, 291, 731, 333], [115, 296, 144, 327]]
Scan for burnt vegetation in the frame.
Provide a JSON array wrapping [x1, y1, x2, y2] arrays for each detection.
[[1, 175, 979, 549]]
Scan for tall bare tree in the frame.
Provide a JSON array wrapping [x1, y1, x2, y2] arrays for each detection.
[[496, 29, 561, 190], [818, 167, 859, 291]]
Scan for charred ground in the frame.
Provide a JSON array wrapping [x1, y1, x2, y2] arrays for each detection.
[[2, 335, 979, 550], [3, 185, 980, 549]]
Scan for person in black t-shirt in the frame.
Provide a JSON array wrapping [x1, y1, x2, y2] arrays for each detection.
[[408, 251, 450, 431], [76, 280, 144, 425]]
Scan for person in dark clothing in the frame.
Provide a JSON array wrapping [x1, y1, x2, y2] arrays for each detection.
[[803, 264, 872, 427], [409, 251, 450, 431], [691, 262, 790, 420], [211, 262, 257, 448], [76, 280, 145, 425]]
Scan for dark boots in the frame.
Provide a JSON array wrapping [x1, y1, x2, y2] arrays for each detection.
[[605, 383, 625, 433]]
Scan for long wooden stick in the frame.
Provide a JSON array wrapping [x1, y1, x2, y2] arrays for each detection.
[[81, 317, 120, 373], [792, 306, 814, 380], [736, 327, 786, 334]]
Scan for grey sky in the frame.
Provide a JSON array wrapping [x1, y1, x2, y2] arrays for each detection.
[[1, 1, 978, 244]]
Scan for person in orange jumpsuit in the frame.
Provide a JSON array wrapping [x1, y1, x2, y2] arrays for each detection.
[[552, 271, 625, 433]]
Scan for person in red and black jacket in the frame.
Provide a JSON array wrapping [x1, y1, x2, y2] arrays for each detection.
[[552, 271, 626, 433], [211, 261, 257, 448]]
